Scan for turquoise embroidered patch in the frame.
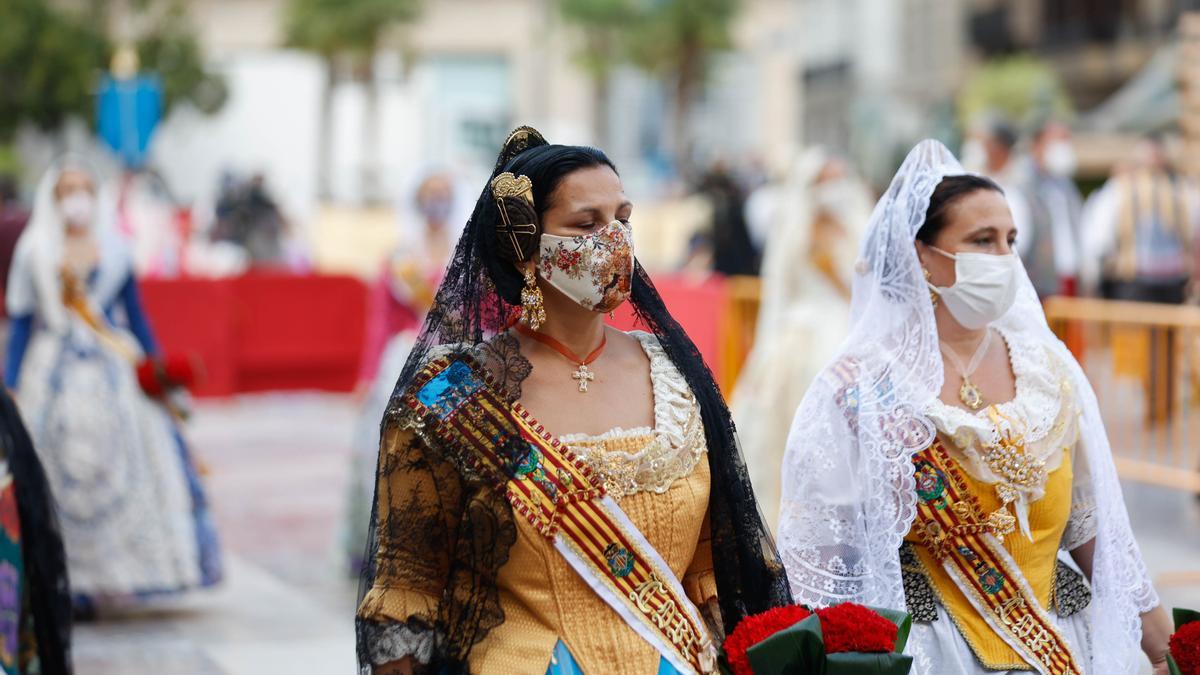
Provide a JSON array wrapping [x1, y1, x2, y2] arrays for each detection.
[[417, 361, 484, 419]]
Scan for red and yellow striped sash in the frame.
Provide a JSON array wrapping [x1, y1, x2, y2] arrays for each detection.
[[403, 356, 714, 673], [910, 440, 1083, 675]]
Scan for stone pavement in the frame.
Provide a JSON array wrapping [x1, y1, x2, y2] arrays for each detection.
[[74, 393, 361, 675], [72, 392, 1200, 674]]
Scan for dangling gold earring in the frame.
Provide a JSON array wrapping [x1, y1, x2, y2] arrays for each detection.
[[924, 267, 938, 308], [521, 266, 546, 330]]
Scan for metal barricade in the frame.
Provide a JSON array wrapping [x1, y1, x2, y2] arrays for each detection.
[[1043, 297, 1200, 494]]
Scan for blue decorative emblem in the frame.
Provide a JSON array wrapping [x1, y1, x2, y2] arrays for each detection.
[[417, 361, 484, 419], [978, 566, 1005, 594], [604, 543, 635, 578], [512, 447, 540, 477]]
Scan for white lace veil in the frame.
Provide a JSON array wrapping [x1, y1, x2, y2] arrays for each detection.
[[7, 156, 126, 332], [777, 139, 1158, 674]]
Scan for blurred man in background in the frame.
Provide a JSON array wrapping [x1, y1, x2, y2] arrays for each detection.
[[212, 172, 290, 268], [1081, 135, 1198, 304], [962, 116, 1022, 185], [962, 116, 1030, 246], [1018, 120, 1084, 298]]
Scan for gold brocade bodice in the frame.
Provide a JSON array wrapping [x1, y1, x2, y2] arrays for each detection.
[[469, 334, 715, 673], [470, 443, 714, 673], [905, 441, 1072, 669]]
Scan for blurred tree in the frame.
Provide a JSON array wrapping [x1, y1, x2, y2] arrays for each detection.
[[558, 0, 638, 148], [0, 0, 224, 143], [0, 0, 109, 143], [631, 0, 740, 168], [559, 0, 739, 168], [957, 55, 1074, 133], [134, 1, 229, 116], [286, 0, 423, 203]]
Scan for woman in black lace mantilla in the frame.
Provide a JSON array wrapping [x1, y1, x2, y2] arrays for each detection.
[[355, 127, 791, 674]]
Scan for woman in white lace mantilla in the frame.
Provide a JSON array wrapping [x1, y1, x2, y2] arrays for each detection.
[[5, 158, 221, 610], [776, 140, 1171, 674]]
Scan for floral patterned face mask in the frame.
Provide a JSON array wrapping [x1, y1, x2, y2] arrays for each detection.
[[536, 219, 634, 313]]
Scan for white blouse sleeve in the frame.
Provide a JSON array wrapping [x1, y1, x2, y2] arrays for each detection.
[[1061, 414, 1098, 552]]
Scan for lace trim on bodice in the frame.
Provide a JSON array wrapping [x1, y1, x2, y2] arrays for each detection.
[[925, 326, 1081, 539], [560, 331, 706, 499], [927, 326, 1075, 454]]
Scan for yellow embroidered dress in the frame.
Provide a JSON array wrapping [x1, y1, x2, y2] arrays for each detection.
[[358, 331, 717, 673], [904, 327, 1097, 674]]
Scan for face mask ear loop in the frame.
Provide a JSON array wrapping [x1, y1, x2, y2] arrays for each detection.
[[922, 245, 954, 296], [928, 245, 957, 261]]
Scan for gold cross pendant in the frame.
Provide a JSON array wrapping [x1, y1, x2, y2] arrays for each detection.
[[571, 363, 595, 393]]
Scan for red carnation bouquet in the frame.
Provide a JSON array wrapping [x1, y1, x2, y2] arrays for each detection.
[[136, 354, 204, 421], [721, 602, 913, 674], [1169, 608, 1200, 675]]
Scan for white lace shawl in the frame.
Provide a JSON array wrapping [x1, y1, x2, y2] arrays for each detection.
[[777, 140, 1158, 675]]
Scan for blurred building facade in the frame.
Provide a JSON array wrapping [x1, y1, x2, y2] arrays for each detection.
[[142, 0, 808, 220], [798, 0, 969, 186], [968, 0, 1189, 108], [30, 0, 1196, 222]]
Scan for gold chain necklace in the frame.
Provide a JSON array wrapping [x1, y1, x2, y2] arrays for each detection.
[[939, 329, 993, 411]]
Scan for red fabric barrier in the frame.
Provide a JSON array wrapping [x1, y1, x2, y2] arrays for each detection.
[[140, 272, 719, 397], [140, 277, 238, 396], [609, 274, 727, 383], [140, 273, 368, 397]]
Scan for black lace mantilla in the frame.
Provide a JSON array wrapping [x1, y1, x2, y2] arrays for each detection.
[[356, 128, 792, 673]]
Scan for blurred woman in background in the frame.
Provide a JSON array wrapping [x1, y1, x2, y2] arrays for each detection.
[[733, 149, 872, 532], [344, 171, 460, 573], [5, 157, 220, 615]]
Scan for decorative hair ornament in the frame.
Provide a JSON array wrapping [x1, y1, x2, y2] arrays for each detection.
[[491, 171, 539, 262], [494, 126, 547, 169]]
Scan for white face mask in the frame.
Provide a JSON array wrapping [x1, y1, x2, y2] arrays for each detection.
[[1042, 140, 1077, 178], [537, 220, 634, 313], [58, 190, 96, 229], [926, 246, 1020, 329]]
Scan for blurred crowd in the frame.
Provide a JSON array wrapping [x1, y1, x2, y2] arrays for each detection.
[[962, 119, 1197, 305], [675, 122, 1200, 315], [0, 166, 312, 290]]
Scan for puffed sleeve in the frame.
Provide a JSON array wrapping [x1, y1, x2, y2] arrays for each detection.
[[357, 421, 464, 665]]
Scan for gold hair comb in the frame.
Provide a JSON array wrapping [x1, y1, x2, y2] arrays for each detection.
[[490, 172, 538, 261]]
